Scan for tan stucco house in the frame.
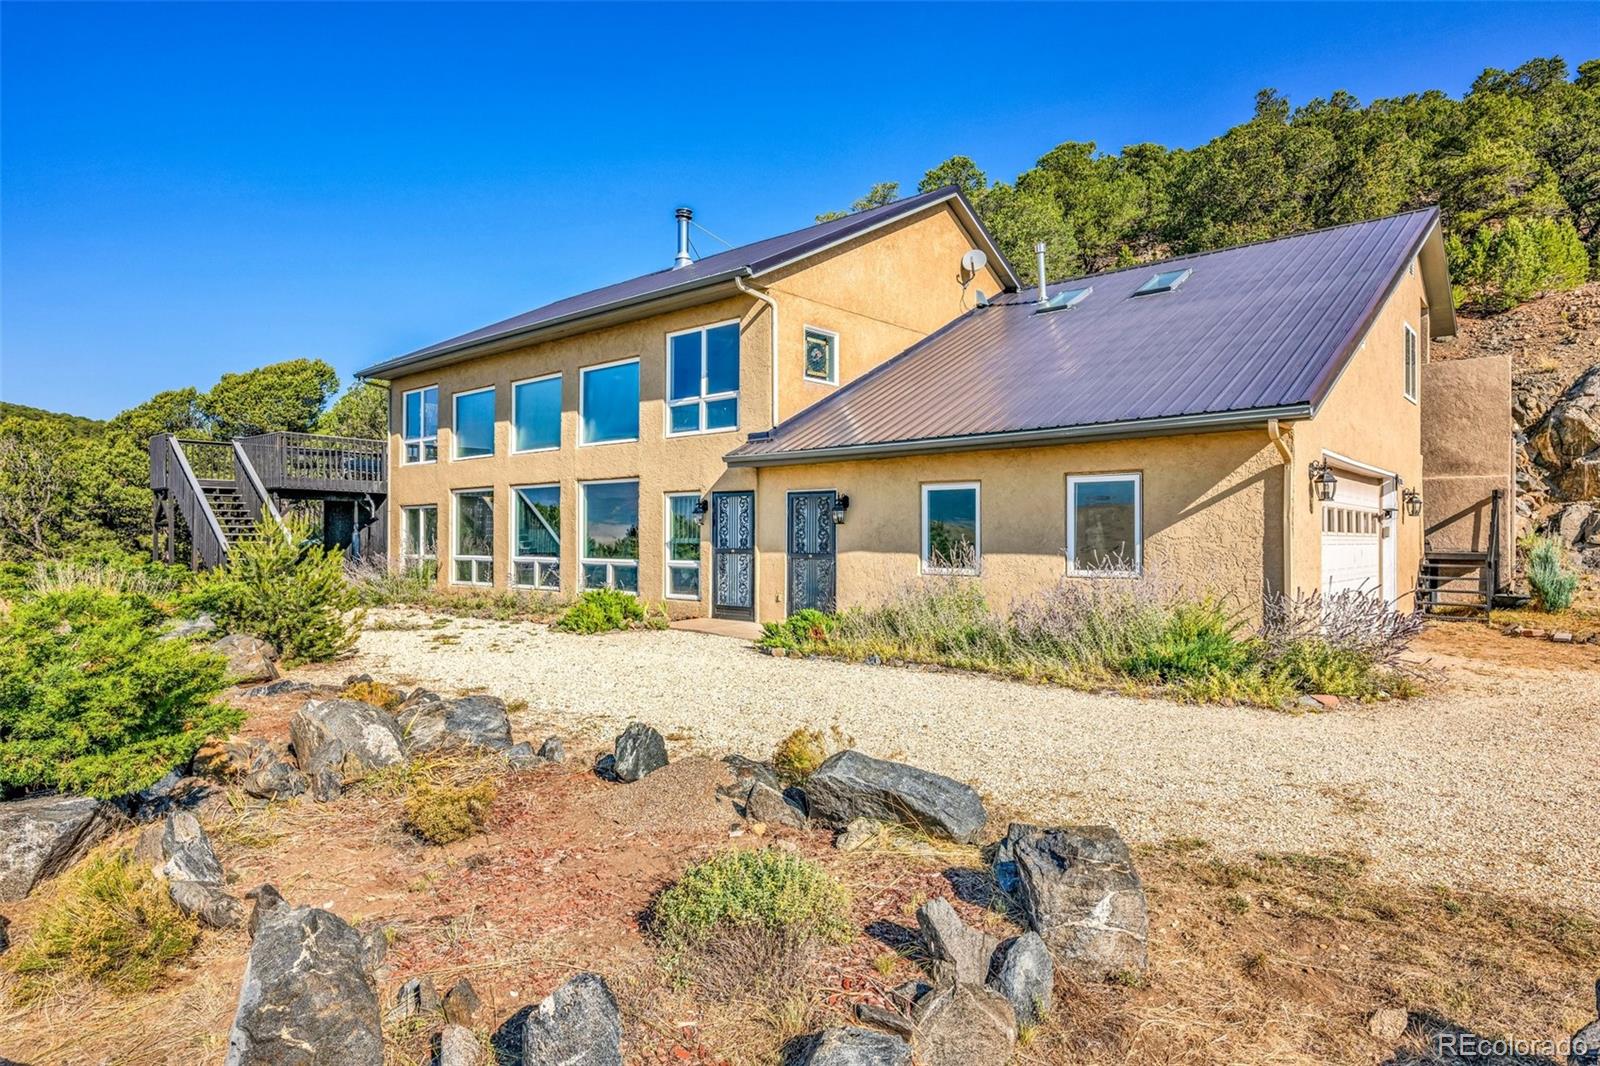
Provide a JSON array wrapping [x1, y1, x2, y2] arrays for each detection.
[[357, 188, 1465, 624]]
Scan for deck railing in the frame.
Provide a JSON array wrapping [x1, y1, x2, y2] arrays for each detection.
[[239, 432, 386, 493], [151, 435, 230, 569]]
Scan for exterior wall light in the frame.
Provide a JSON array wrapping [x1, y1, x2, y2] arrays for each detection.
[[1308, 460, 1338, 503], [832, 495, 851, 525], [1403, 489, 1423, 518], [693, 497, 710, 524]]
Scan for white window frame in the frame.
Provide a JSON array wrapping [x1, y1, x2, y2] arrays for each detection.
[[920, 481, 981, 576], [578, 356, 641, 447], [451, 385, 497, 462], [401, 385, 439, 466], [664, 320, 740, 437], [400, 504, 438, 575], [511, 372, 562, 454], [802, 325, 840, 386], [450, 488, 495, 586], [510, 483, 562, 592], [663, 492, 702, 600], [579, 478, 641, 593], [1402, 323, 1418, 404], [1067, 472, 1143, 577]]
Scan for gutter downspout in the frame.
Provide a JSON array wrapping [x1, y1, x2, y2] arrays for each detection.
[[1268, 419, 1294, 600], [734, 275, 780, 427]]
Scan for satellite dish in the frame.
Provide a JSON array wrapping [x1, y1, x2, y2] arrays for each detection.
[[961, 248, 988, 275]]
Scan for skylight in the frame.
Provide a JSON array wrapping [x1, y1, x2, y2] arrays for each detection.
[[1036, 286, 1092, 313], [1134, 268, 1192, 295]]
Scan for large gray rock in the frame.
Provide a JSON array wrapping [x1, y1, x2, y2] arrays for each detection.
[[135, 811, 243, 928], [439, 1024, 483, 1066], [916, 897, 999, 986], [745, 779, 808, 829], [1009, 825, 1148, 978], [1572, 979, 1600, 1066], [1530, 366, 1600, 499], [988, 932, 1053, 1028], [912, 984, 1017, 1065], [398, 695, 512, 754], [240, 745, 310, 800], [803, 750, 987, 844], [224, 897, 384, 1065], [612, 723, 668, 782], [289, 699, 406, 801], [159, 612, 217, 642], [209, 634, 279, 683], [522, 972, 623, 1065], [0, 794, 115, 902], [794, 1027, 913, 1065]]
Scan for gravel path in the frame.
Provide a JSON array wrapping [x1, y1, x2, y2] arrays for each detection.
[[302, 610, 1600, 914]]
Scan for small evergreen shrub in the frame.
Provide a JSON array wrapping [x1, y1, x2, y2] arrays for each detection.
[[653, 848, 853, 950], [553, 589, 667, 634], [6, 847, 199, 1002], [0, 588, 241, 798], [771, 728, 828, 784], [403, 777, 498, 844], [1525, 535, 1579, 612]]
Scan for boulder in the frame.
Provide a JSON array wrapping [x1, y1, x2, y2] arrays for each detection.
[[916, 897, 999, 986], [1571, 979, 1600, 1066], [442, 978, 482, 1026], [0, 793, 115, 902], [988, 932, 1053, 1028], [721, 754, 782, 798], [194, 737, 263, 781], [135, 810, 243, 928], [745, 780, 808, 829], [224, 899, 384, 1066], [244, 883, 286, 940], [1008, 825, 1148, 978], [159, 613, 216, 642], [504, 741, 544, 769], [398, 695, 513, 754], [289, 699, 406, 801], [853, 1002, 915, 1040], [1549, 503, 1600, 547], [990, 822, 1036, 897], [803, 750, 987, 844], [240, 745, 310, 801], [209, 634, 279, 683], [612, 723, 668, 783], [537, 735, 566, 763], [387, 975, 440, 1023], [911, 984, 1017, 1065], [793, 1027, 913, 1066], [241, 679, 318, 699], [835, 818, 884, 852], [522, 972, 623, 1065], [439, 1024, 483, 1066], [1368, 1007, 1409, 1042]]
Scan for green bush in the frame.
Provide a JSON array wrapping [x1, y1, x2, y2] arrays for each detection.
[[654, 848, 853, 949], [186, 515, 363, 664], [1525, 535, 1580, 611], [553, 588, 667, 634], [1121, 601, 1251, 681], [771, 728, 828, 784], [1448, 216, 1590, 312], [758, 609, 836, 653], [0, 588, 242, 798]]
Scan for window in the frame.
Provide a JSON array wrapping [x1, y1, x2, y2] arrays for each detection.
[[512, 484, 561, 591], [665, 493, 702, 599], [581, 480, 639, 591], [1037, 286, 1092, 313], [401, 505, 437, 579], [453, 387, 496, 460], [402, 386, 439, 464], [452, 489, 494, 585], [1403, 324, 1418, 403], [1134, 268, 1191, 295], [803, 327, 838, 384], [666, 321, 739, 434], [1068, 473, 1142, 575], [580, 358, 640, 445], [513, 374, 561, 452], [921, 483, 980, 574]]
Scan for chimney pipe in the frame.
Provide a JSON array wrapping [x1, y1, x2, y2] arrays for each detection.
[[674, 207, 694, 269], [1034, 241, 1049, 305]]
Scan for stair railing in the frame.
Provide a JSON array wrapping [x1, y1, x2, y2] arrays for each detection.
[[158, 435, 231, 569], [1485, 487, 1503, 606], [231, 440, 289, 541]]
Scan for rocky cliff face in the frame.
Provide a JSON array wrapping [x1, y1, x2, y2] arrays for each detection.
[[1439, 282, 1600, 569]]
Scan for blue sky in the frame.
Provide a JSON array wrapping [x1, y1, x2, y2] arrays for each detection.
[[3, 2, 1597, 420]]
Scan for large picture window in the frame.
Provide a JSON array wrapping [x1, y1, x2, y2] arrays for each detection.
[[453, 387, 496, 460], [581, 480, 639, 592], [512, 484, 561, 591], [666, 322, 739, 435], [664, 493, 701, 599], [921, 483, 980, 574], [401, 505, 437, 579], [452, 489, 494, 585], [580, 358, 640, 445], [513, 374, 561, 452], [1068, 473, 1142, 575], [402, 386, 438, 464], [1402, 323, 1418, 403]]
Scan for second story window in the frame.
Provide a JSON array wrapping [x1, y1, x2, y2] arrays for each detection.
[[580, 358, 640, 445], [804, 327, 838, 384], [402, 385, 438, 464], [667, 321, 739, 435], [453, 386, 496, 460], [1403, 323, 1418, 403], [514, 373, 561, 452]]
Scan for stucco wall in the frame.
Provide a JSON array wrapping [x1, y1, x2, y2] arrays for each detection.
[[1420, 354, 1515, 578]]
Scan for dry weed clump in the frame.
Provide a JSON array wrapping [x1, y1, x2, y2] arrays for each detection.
[[339, 679, 404, 710], [771, 728, 827, 784], [404, 777, 498, 844]]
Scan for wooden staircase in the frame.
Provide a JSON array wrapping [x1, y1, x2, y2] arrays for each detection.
[[200, 482, 264, 546], [1418, 489, 1503, 622]]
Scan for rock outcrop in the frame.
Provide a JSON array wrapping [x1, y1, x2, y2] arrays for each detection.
[[0, 793, 115, 902], [208, 634, 279, 683], [289, 699, 407, 801], [1007, 825, 1149, 978], [521, 972, 624, 1065], [803, 750, 987, 843]]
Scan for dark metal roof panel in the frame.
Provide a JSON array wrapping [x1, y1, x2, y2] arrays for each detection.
[[729, 209, 1439, 461]]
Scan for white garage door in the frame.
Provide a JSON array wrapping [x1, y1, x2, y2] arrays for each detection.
[[1321, 470, 1384, 598]]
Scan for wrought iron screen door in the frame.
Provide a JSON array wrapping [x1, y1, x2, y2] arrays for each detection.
[[786, 491, 836, 614], [711, 491, 755, 620]]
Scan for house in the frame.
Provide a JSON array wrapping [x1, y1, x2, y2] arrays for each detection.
[[358, 188, 1501, 624]]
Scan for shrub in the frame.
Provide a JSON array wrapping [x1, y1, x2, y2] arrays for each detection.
[[0, 588, 241, 798], [1258, 589, 1424, 670], [6, 847, 199, 1002], [553, 588, 667, 634], [341, 679, 403, 710], [1525, 535, 1579, 612], [186, 515, 364, 663], [758, 609, 836, 653], [771, 728, 828, 784], [653, 848, 853, 950], [345, 556, 562, 622], [403, 777, 497, 844], [1120, 600, 1251, 681]]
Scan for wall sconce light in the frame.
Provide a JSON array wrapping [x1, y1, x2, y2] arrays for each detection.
[[832, 495, 851, 525], [1403, 489, 1423, 518], [1308, 460, 1338, 503], [693, 497, 710, 524]]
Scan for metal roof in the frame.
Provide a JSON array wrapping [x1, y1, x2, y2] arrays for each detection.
[[728, 208, 1450, 466], [357, 186, 1015, 380]]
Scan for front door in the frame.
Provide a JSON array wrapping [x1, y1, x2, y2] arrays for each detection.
[[711, 491, 755, 621], [787, 491, 836, 615]]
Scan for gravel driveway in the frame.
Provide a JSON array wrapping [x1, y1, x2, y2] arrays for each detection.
[[303, 609, 1600, 914]]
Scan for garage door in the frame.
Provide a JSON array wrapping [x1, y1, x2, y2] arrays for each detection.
[[1321, 470, 1384, 598]]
